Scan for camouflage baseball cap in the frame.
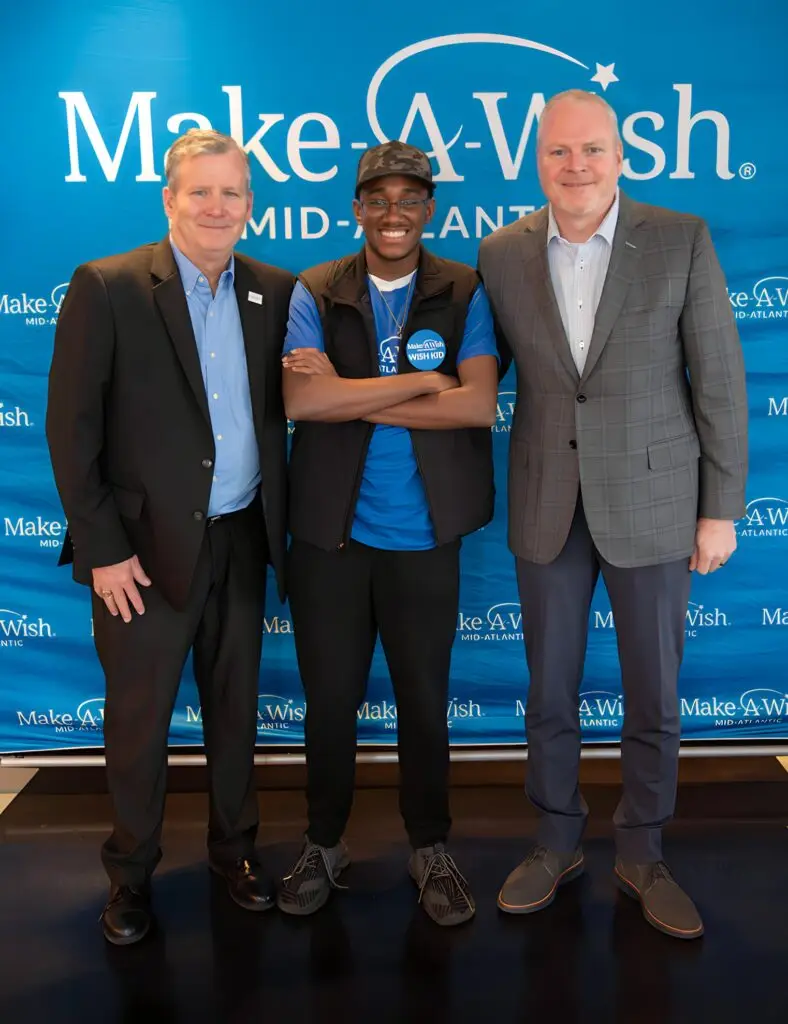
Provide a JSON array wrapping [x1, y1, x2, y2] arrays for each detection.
[[355, 140, 433, 194]]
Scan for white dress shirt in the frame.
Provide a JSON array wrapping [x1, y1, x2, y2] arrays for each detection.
[[546, 192, 620, 374]]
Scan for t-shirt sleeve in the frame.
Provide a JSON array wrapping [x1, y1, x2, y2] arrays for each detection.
[[457, 283, 500, 366], [282, 281, 325, 354]]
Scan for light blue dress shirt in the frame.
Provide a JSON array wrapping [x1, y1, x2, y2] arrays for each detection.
[[546, 191, 620, 375], [170, 240, 260, 517]]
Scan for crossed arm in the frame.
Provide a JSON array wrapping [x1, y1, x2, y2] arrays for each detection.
[[282, 348, 498, 429]]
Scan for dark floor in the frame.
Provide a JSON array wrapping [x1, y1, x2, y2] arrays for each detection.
[[0, 759, 787, 1024]]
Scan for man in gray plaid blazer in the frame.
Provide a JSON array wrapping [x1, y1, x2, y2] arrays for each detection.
[[478, 90, 747, 939]]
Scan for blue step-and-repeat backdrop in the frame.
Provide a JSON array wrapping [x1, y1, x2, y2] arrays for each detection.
[[1, 2, 787, 753]]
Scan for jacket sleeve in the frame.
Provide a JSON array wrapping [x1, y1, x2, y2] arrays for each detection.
[[46, 263, 134, 574], [476, 241, 513, 382], [679, 220, 749, 520]]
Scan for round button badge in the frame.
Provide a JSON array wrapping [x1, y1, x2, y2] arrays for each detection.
[[405, 329, 447, 370]]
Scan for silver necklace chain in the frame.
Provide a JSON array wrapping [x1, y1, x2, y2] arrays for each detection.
[[370, 274, 416, 339]]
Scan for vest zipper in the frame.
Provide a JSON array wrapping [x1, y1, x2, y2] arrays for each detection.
[[409, 433, 440, 546], [338, 423, 374, 549]]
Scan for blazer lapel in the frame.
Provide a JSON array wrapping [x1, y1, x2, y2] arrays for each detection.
[[233, 256, 268, 433], [151, 239, 211, 425], [580, 195, 644, 384], [521, 212, 579, 384]]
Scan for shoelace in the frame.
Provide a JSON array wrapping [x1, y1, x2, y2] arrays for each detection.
[[100, 885, 146, 921], [523, 845, 549, 867], [645, 861, 676, 892], [286, 844, 348, 890], [417, 851, 474, 911]]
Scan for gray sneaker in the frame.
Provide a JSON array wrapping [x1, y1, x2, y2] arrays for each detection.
[[615, 859, 704, 940], [276, 837, 350, 916], [498, 845, 584, 914], [409, 844, 476, 927]]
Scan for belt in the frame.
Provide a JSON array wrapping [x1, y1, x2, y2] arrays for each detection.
[[206, 502, 256, 528]]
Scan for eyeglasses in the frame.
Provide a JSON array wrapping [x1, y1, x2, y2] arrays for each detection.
[[360, 198, 430, 215]]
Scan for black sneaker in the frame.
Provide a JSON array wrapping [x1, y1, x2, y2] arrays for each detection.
[[277, 838, 350, 916], [408, 844, 476, 927]]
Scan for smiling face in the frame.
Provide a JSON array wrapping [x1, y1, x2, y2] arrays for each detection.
[[353, 174, 434, 278], [537, 96, 622, 241], [163, 150, 252, 268]]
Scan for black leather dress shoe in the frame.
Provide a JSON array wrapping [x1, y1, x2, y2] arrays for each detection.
[[101, 885, 153, 946], [209, 856, 276, 912]]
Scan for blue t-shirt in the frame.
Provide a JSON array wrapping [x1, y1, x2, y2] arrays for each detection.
[[283, 272, 498, 550]]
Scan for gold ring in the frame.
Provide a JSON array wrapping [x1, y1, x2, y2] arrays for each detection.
[[101, 590, 113, 597]]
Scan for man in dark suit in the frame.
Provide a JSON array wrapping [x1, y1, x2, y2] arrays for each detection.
[[46, 129, 294, 945], [478, 91, 747, 939]]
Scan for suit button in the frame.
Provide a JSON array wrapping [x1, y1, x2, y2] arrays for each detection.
[[193, 511, 204, 521], [576, 394, 587, 404], [202, 458, 213, 469], [569, 440, 577, 450]]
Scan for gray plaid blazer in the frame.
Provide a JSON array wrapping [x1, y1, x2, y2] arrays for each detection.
[[478, 192, 748, 567]]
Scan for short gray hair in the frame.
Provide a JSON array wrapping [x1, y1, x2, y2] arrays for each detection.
[[165, 129, 251, 191], [537, 89, 622, 147]]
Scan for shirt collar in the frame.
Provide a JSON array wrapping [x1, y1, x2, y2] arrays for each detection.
[[547, 190, 620, 247], [169, 236, 235, 295]]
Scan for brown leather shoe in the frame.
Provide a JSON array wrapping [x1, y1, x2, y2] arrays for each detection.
[[615, 859, 704, 940]]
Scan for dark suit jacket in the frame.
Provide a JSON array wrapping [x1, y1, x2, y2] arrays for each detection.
[[46, 238, 294, 609]]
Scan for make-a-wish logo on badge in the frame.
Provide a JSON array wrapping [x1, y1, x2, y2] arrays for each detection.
[[406, 330, 446, 370]]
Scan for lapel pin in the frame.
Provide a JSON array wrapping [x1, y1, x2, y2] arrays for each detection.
[[248, 291, 263, 305]]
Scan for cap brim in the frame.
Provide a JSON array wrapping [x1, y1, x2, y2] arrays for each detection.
[[356, 171, 433, 191]]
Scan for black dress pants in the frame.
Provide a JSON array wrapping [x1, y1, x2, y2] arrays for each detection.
[[288, 538, 460, 849], [93, 500, 268, 887]]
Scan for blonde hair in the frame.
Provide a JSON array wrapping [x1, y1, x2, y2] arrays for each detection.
[[165, 129, 251, 191], [538, 90, 621, 147]]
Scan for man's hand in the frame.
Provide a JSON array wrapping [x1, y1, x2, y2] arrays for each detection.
[[93, 555, 152, 623], [689, 518, 737, 574], [282, 349, 337, 376]]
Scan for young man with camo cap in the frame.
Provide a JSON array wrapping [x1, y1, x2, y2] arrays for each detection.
[[278, 140, 504, 926]]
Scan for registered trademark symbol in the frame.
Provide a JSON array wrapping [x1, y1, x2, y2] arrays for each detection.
[[739, 162, 756, 179]]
